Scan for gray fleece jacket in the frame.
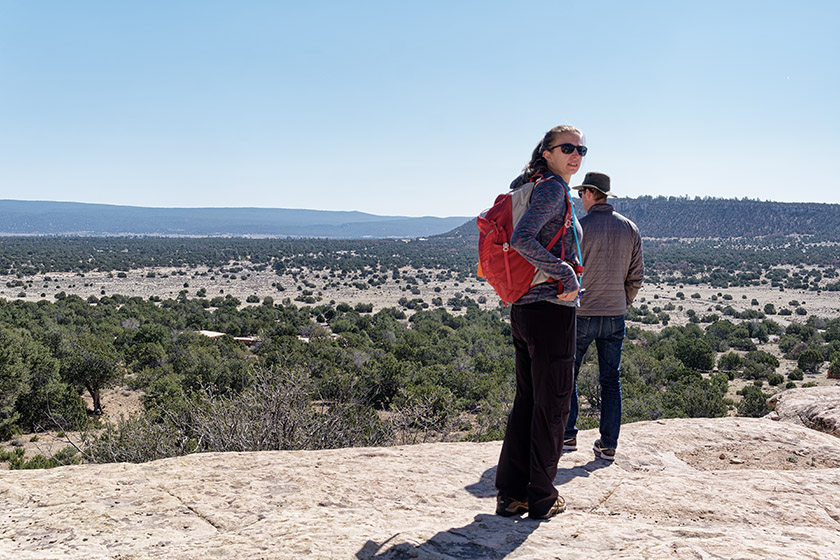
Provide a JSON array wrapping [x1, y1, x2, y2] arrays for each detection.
[[509, 172, 582, 305], [578, 203, 644, 316]]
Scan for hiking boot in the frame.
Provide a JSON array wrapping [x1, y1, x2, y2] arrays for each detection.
[[593, 439, 616, 462], [562, 437, 577, 452], [496, 494, 528, 517], [528, 496, 566, 520]]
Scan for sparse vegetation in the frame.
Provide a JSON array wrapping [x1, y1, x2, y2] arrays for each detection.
[[1, 229, 839, 468]]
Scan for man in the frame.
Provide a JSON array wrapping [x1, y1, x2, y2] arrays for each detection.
[[565, 172, 643, 462]]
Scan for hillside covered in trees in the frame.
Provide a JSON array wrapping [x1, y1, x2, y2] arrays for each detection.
[[454, 196, 840, 241], [611, 197, 840, 240]]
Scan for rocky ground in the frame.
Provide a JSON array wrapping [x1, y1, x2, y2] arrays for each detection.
[[2, 387, 840, 559]]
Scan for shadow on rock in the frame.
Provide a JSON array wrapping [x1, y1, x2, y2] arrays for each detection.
[[356, 467, 538, 559], [355, 514, 538, 559], [555, 458, 611, 485]]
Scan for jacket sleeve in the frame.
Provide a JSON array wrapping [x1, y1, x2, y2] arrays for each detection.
[[625, 229, 644, 305], [509, 181, 579, 293]]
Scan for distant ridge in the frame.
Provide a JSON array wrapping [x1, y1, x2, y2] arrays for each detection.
[[3, 197, 838, 240], [0, 200, 469, 239], [440, 197, 840, 241]]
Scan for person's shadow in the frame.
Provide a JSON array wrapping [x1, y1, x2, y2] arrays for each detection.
[[355, 458, 609, 559]]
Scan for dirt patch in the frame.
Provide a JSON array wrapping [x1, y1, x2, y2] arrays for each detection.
[[676, 441, 840, 471]]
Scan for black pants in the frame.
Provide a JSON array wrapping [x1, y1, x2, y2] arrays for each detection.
[[495, 300, 576, 516]]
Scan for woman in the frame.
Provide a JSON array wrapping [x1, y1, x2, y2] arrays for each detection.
[[495, 125, 584, 520]]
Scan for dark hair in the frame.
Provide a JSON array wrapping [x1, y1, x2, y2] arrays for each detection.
[[590, 188, 608, 203], [521, 125, 583, 182]]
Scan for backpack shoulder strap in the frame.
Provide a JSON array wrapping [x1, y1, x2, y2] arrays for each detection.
[[541, 176, 573, 253]]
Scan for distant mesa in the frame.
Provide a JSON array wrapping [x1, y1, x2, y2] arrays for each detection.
[[3, 197, 839, 240], [0, 200, 470, 239]]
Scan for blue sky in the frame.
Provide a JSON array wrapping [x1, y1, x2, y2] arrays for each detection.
[[1, 1, 837, 217]]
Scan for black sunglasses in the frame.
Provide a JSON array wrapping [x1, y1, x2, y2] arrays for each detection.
[[548, 143, 588, 156]]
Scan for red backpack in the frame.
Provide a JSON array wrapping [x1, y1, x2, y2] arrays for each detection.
[[476, 175, 579, 304]]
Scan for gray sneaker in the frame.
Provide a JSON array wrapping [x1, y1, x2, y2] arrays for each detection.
[[593, 439, 616, 462], [562, 438, 577, 452]]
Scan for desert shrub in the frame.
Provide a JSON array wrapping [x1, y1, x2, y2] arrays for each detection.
[[767, 373, 784, 386], [797, 349, 824, 373], [1, 446, 81, 470], [744, 350, 779, 369], [824, 319, 840, 343], [665, 374, 728, 418], [740, 355, 777, 380], [829, 358, 840, 380], [717, 352, 743, 372], [390, 382, 458, 445], [736, 385, 771, 417], [87, 367, 393, 463], [0, 328, 87, 439], [785, 341, 809, 360], [786, 322, 817, 340], [777, 334, 800, 354], [788, 368, 804, 381], [761, 319, 783, 335], [674, 338, 714, 371]]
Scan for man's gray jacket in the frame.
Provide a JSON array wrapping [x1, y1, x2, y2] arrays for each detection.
[[578, 203, 644, 316]]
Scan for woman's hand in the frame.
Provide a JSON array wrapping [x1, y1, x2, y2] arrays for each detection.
[[557, 289, 578, 302]]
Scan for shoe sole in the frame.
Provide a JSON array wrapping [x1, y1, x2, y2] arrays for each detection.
[[593, 448, 616, 462]]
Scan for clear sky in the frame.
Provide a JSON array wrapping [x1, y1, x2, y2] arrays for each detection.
[[1, 1, 838, 217]]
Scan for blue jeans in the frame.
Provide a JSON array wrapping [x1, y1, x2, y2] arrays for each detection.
[[564, 315, 625, 450]]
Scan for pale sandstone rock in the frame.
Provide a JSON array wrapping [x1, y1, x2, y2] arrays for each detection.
[[768, 385, 840, 438], [2, 416, 840, 559]]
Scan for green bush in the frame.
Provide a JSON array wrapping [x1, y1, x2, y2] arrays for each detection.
[[737, 385, 771, 417], [0, 446, 80, 470], [829, 358, 840, 380], [674, 338, 715, 371], [797, 349, 824, 373], [788, 368, 804, 381], [717, 352, 743, 372], [767, 373, 784, 386]]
